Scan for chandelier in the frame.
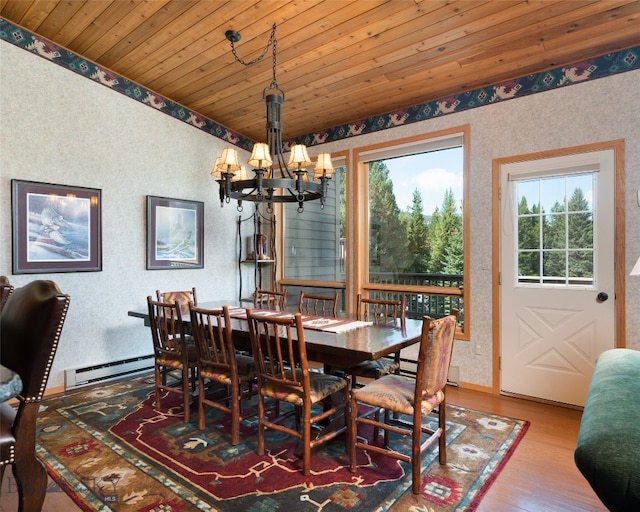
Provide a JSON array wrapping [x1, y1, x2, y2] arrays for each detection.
[[211, 23, 334, 213]]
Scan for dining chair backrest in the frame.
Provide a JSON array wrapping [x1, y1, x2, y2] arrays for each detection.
[[156, 287, 197, 316], [1, 280, 70, 402], [356, 294, 406, 326], [298, 291, 339, 318], [147, 295, 196, 423], [0, 275, 14, 314], [246, 309, 308, 390], [416, 308, 459, 401], [147, 296, 189, 358], [189, 304, 236, 376], [0, 279, 70, 511], [254, 288, 288, 311]]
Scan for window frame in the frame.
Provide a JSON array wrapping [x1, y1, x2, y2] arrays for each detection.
[[353, 125, 470, 339], [277, 126, 470, 340]]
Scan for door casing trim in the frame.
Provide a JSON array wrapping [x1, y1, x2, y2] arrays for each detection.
[[491, 140, 626, 396]]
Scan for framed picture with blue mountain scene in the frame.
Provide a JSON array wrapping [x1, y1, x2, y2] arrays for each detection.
[[11, 180, 102, 274], [146, 195, 204, 270]]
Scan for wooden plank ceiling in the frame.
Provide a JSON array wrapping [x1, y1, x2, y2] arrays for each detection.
[[2, 0, 640, 142]]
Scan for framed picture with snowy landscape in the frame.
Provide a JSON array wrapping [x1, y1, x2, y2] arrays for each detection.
[[11, 180, 102, 274], [146, 195, 204, 270]]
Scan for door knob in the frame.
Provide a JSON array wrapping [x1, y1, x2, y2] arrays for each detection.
[[596, 292, 609, 302]]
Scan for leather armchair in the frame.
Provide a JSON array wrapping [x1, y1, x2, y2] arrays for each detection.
[[0, 280, 70, 512]]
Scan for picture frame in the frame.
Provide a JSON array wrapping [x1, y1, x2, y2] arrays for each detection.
[[11, 180, 102, 274], [146, 195, 204, 270]]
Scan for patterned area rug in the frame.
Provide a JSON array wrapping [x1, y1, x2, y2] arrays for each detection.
[[35, 376, 528, 511]]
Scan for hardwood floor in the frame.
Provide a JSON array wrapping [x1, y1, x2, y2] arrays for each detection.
[[445, 387, 605, 512], [0, 386, 605, 511]]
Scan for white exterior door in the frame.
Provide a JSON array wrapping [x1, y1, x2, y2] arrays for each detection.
[[499, 149, 615, 407]]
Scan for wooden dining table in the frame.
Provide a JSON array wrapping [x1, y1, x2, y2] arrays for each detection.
[[128, 302, 424, 370]]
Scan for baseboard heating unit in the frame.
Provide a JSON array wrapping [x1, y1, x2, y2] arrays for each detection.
[[65, 355, 154, 390]]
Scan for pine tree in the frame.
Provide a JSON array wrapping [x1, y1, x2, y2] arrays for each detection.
[[406, 189, 429, 272], [368, 161, 409, 272], [567, 187, 593, 278], [543, 199, 566, 279], [427, 189, 462, 274], [517, 196, 540, 278]]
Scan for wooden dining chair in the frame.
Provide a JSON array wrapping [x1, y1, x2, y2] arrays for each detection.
[[189, 304, 255, 445], [298, 290, 339, 318], [349, 309, 458, 494], [156, 287, 198, 316], [346, 294, 407, 388], [0, 280, 70, 512], [0, 275, 14, 313], [147, 295, 198, 423], [253, 288, 288, 311], [245, 308, 349, 475]]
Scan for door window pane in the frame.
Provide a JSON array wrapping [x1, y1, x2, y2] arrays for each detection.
[[515, 173, 594, 286]]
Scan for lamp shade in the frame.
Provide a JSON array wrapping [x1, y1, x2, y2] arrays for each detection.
[[210, 157, 223, 179], [231, 166, 249, 182], [631, 256, 640, 276], [248, 143, 272, 168], [219, 147, 241, 173], [288, 144, 312, 169], [314, 153, 335, 179]]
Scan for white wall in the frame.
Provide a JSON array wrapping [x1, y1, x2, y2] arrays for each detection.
[[1, 42, 242, 388], [2, 40, 639, 391], [314, 70, 640, 387]]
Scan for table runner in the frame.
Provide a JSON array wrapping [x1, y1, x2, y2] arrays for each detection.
[[227, 307, 372, 333]]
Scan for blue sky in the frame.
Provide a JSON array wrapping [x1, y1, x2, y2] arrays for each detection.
[[383, 147, 464, 214]]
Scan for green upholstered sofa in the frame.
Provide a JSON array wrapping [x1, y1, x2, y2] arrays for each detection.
[[574, 348, 640, 511]]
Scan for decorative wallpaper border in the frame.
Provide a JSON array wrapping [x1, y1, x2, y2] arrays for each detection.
[[1, 17, 638, 151], [295, 46, 639, 148]]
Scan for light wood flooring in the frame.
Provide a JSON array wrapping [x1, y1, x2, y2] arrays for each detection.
[[0, 386, 605, 511]]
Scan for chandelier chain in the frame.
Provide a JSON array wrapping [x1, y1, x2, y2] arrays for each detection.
[[270, 27, 278, 89], [228, 23, 277, 75]]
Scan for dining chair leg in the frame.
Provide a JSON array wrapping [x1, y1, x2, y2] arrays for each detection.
[[230, 383, 240, 446], [155, 367, 162, 412], [438, 398, 447, 464], [182, 364, 190, 423], [13, 455, 47, 512], [257, 395, 266, 456], [412, 418, 422, 494], [197, 375, 206, 430], [12, 405, 48, 512], [383, 408, 391, 446], [349, 393, 358, 473], [302, 402, 312, 475]]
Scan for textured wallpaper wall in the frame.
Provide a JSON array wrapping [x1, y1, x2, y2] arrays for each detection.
[[1, 39, 638, 392], [0, 42, 241, 388], [312, 70, 640, 388]]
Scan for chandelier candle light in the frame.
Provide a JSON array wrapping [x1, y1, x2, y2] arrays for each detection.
[[211, 23, 334, 213]]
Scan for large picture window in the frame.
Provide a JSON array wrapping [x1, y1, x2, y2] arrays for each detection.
[[356, 127, 469, 336], [280, 127, 469, 337]]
